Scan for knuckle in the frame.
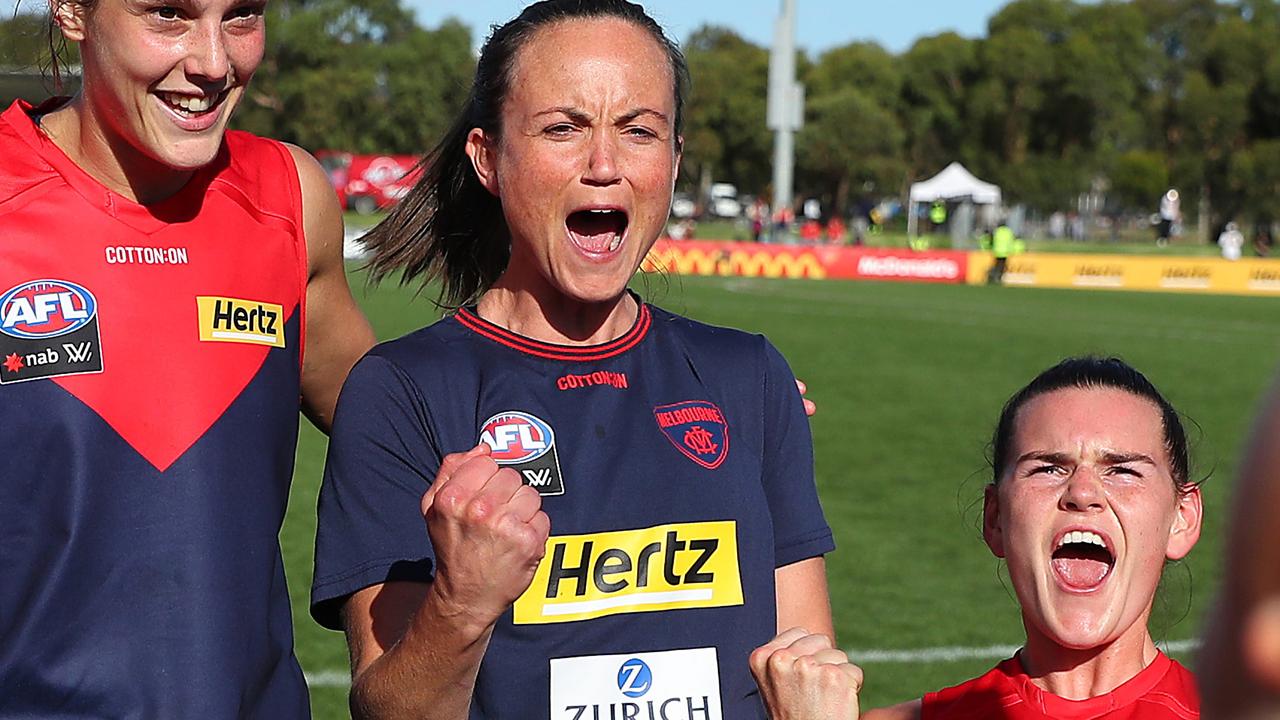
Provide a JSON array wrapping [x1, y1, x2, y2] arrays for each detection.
[[766, 648, 796, 671], [464, 495, 494, 523]]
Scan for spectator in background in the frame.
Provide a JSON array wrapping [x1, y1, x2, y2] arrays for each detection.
[[826, 215, 846, 245], [1219, 222, 1245, 261], [800, 217, 823, 243], [1254, 225, 1274, 258], [987, 220, 1016, 285], [1156, 188, 1180, 247], [929, 200, 947, 233], [750, 198, 768, 242]]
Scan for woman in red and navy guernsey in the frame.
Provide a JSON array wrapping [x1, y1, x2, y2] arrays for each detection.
[[751, 357, 1203, 720], [309, 1, 835, 718], [0, 0, 375, 715]]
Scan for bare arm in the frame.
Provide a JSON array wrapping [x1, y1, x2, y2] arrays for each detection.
[[341, 446, 550, 720], [776, 556, 834, 640], [286, 144, 377, 432], [344, 581, 494, 720]]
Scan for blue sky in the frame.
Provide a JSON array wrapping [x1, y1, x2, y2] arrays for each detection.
[[408, 0, 1008, 55]]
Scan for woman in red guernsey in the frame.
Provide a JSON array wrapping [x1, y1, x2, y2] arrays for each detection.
[[750, 357, 1203, 720], [0, 0, 373, 714]]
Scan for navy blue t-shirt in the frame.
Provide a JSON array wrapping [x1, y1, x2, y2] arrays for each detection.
[[312, 302, 833, 719]]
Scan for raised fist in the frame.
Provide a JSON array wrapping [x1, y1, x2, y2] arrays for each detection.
[[750, 628, 863, 720], [421, 444, 551, 629]]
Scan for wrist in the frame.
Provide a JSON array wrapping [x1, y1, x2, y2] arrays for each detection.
[[421, 581, 502, 642]]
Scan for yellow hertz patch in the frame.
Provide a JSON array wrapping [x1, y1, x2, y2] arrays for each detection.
[[513, 520, 743, 625], [196, 296, 285, 348]]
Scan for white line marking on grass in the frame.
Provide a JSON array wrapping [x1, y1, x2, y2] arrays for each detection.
[[303, 639, 1203, 688], [305, 670, 351, 688], [846, 639, 1200, 664]]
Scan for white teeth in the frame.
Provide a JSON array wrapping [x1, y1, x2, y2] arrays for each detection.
[[161, 92, 216, 113], [608, 234, 622, 252], [1058, 530, 1107, 550]]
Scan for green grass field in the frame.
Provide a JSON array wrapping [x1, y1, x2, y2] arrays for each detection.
[[285, 271, 1280, 717]]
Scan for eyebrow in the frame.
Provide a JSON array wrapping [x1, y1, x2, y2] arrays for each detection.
[[1015, 450, 1158, 466], [1016, 451, 1074, 465], [1100, 452, 1157, 466], [533, 106, 671, 125]]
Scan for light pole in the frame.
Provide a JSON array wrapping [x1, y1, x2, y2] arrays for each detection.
[[767, 0, 803, 242]]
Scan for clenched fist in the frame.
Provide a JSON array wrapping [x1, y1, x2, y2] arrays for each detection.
[[750, 628, 863, 720], [421, 444, 551, 631]]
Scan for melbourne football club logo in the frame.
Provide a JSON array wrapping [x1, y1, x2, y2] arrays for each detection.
[[0, 279, 104, 385], [653, 400, 729, 470], [479, 411, 565, 496]]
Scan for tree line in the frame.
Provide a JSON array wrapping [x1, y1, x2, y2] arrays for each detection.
[[3, 0, 1278, 233]]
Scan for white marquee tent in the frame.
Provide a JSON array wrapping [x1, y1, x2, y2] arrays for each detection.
[[907, 162, 1002, 237]]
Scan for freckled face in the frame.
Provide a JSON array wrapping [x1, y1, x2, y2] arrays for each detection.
[[61, 0, 266, 171], [467, 17, 681, 307], [984, 387, 1201, 650]]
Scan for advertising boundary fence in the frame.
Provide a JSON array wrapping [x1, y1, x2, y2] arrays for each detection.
[[644, 240, 1280, 298]]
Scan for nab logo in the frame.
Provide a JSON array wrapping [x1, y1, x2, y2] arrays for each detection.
[[480, 411, 554, 463], [478, 411, 566, 496], [617, 659, 652, 699], [0, 280, 97, 339]]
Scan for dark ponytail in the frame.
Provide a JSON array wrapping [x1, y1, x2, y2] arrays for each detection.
[[361, 0, 688, 308]]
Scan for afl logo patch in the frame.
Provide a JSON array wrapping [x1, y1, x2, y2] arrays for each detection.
[[0, 279, 104, 385], [1, 280, 97, 339], [479, 411, 565, 496], [654, 400, 729, 470]]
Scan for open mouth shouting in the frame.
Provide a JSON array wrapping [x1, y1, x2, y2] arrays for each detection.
[[566, 207, 629, 257], [1050, 528, 1115, 592]]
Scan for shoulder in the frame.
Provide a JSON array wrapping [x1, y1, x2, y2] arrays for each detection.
[[361, 317, 470, 383], [218, 133, 330, 207], [919, 662, 1017, 720], [647, 304, 774, 359], [0, 103, 58, 207], [864, 700, 921, 720], [1139, 656, 1199, 717]]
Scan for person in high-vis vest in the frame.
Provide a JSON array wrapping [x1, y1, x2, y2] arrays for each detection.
[[929, 200, 947, 233], [988, 221, 1016, 285]]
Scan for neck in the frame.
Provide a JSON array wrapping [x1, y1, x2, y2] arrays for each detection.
[[39, 94, 193, 204], [476, 284, 638, 346], [1018, 619, 1159, 700]]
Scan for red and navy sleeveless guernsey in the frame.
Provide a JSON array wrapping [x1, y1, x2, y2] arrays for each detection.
[[312, 301, 834, 719], [922, 652, 1199, 720], [0, 100, 310, 718]]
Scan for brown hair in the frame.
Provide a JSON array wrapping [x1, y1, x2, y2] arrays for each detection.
[[360, 0, 689, 308]]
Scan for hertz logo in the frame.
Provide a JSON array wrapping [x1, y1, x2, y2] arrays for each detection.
[[513, 521, 742, 625], [197, 296, 285, 348]]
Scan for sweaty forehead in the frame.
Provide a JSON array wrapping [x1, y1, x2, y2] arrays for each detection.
[[506, 17, 675, 112]]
